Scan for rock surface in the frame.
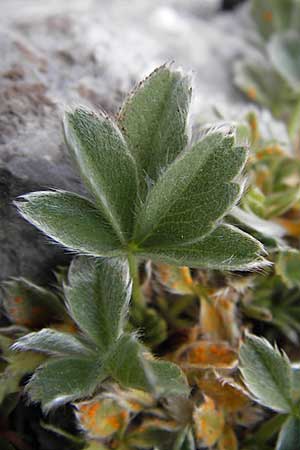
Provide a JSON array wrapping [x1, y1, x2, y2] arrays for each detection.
[[0, 0, 253, 282]]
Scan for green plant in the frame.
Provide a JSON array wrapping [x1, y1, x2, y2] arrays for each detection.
[[16, 66, 265, 287], [6, 65, 271, 449], [239, 333, 300, 450], [12, 257, 188, 410], [235, 0, 300, 140]]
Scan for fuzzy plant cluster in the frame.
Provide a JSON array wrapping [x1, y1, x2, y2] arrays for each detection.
[[1, 4, 300, 447], [12, 64, 266, 409]]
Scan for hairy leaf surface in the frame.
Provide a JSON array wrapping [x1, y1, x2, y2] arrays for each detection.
[[134, 132, 246, 247], [137, 224, 266, 270], [15, 191, 122, 256], [14, 258, 188, 409], [65, 257, 131, 351], [64, 108, 138, 240], [118, 65, 191, 195], [12, 329, 91, 357], [26, 357, 104, 410], [239, 333, 293, 412]]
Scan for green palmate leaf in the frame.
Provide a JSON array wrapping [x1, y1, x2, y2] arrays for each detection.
[[107, 334, 189, 397], [65, 256, 131, 351], [137, 224, 266, 270], [118, 65, 191, 195], [15, 65, 266, 272], [276, 416, 300, 450], [239, 333, 293, 413], [252, 0, 294, 41], [12, 329, 91, 357], [2, 278, 67, 328], [134, 131, 246, 247], [268, 31, 300, 92], [14, 258, 188, 410], [15, 191, 122, 256], [26, 356, 104, 410], [64, 108, 138, 240]]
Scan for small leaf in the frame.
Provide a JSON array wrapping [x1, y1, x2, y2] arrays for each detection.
[[65, 256, 131, 351], [0, 350, 46, 403], [276, 416, 300, 450], [15, 191, 122, 256], [268, 32, 300, 92], [26, 356, 104, 410], [228, 206, 285, 249], [264, 186, 300, 218], [156, 264, 195, 295], [197, 374, 250, 413], [137, 224, 267, 271], [105, 334, 152, 391], [64, 107, 138, 240], [118, 65, 191, 195], [200, 296, 239, 344], [134, 132, 246, 247], [193, 397, 225, 447], [108, 334, 189, 398], [148, 359, 190, 398], [12, 328, 91, 357], [77, 397, 129, 438], [2, 278, 67, 328], [239, 333, 293, 412]]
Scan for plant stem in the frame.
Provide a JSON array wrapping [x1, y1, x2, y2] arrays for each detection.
[[288, 96, 300, 141], [127, 253, 145, 308]]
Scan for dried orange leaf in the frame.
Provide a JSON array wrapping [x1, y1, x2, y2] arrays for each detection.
[[156, 264, 194, 295], [200, 298, 224, 341], [197, 375, 250, 413], [200, 295, 239, 344], [193, 396, 225, 447], [77, 398, 129, 438], [180, 341, 238, 369], [218, 425, 238, 450]]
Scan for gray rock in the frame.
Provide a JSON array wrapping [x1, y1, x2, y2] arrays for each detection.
[[0, 0, 253, 282]]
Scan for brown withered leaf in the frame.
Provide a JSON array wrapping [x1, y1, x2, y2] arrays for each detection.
[[178, 341, 238, 369], [200, 293, 240, 345], [193, 396, 225, 447], [155, 264, 195, 295], [196, 374, 250, 413], [77, 397, 129, 438]]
